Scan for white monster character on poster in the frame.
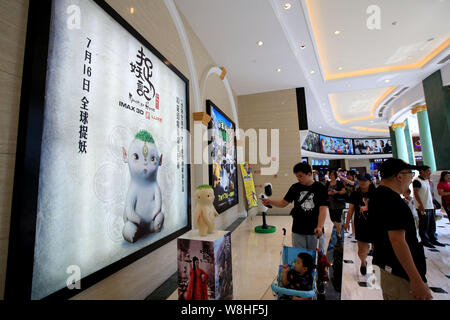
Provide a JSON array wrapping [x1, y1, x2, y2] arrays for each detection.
[[31, 0, 189, 299]]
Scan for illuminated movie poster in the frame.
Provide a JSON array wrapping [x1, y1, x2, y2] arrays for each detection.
[[301, 131, 321, 153], [354, 138, 392, 154], [413, 136, 422, 152], [28, 0, 189, 299], [240, 162, 258, 210], [207, 100, 239, 213], [319, 135, 354, 155]]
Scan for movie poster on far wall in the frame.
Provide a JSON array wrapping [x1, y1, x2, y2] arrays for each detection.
[[30, 0, 189, 299], [207, 100, 239, 213]]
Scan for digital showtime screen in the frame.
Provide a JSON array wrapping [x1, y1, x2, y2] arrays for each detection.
[[8, 0, 191, 299]]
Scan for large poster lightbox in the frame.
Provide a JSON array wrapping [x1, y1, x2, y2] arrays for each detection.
[[6, 0, 191, 300], [206, 100, 239, 214]]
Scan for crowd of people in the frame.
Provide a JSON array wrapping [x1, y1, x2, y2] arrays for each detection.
[[262, 159, 449, 300]]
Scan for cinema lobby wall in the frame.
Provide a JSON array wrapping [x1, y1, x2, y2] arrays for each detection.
[[0, 0, 248, 300]]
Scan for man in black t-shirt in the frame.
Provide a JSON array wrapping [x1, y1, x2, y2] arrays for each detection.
[[369, 158, 432, 300], [261, 162, 328, 252]]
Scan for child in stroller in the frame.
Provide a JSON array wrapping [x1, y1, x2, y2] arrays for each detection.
[[280, 252, 314, 300]]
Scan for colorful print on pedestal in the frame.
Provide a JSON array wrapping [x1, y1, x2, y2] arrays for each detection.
[[177, 231, 232, 300], [206, 100, 239, 213], [214, 231, 233, 300]]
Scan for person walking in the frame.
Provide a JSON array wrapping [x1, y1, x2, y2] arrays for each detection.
[[344, 173, 375, 276], [437, 171, 450, 219], [413, 166, 445, 248], [261, 162, 328, 252], [369, 158, 432, 300], [326, 170, 346, 240]]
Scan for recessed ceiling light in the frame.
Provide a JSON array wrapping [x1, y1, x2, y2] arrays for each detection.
[[300, 45, 306, 49], [384, 79, 391, 83], [338, 67, 343, 70], [130, 7, 135, 14], [319, 126, 322, 129], [310, 70, 315, 74], [257, 40, 264, 46], [276, 68, 281, 72], [283, 3, 292, 10], [334, 30, 341, 35]]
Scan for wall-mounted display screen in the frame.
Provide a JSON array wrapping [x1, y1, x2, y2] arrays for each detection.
[[312, 159, 330, 166], [302, 131, 321, 153], [319, 135, 354, 155], [302, 131, 392, 156], [354, 138, 392, 155], [7, 0, 190, 300], [207, 100, 239, 214]]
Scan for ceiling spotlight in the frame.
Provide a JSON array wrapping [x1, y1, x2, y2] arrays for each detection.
[[384, 79, 391, 83], [130, 7, 135, 14], [283, 3, 292, 10], [257, 40, 264, 46], [334, 30, 341, 35], [310, 70, 315, 74], [276, 68, 281, 72], [300, 45, 306, 49]]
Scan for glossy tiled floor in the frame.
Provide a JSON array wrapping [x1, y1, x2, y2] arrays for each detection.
[[167, 213, 449, 300]]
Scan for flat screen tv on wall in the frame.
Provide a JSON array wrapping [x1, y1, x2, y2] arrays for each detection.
[[6, 0, 191, 300]]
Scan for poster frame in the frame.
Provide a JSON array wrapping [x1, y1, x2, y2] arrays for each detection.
[[5, 0, 191, 300], [206, 99, 239, 214]]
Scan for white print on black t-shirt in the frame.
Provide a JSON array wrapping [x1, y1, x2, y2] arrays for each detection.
[[297, 191, 315, 212]]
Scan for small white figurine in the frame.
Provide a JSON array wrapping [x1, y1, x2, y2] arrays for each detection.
[[193, 185, 219, 236]]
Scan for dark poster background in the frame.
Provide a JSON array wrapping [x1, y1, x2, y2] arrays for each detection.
[[207, 100, 239, 214]]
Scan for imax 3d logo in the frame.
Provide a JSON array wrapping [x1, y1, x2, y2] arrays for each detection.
[[366, 5, 381, 30], [66, 265, 81, 290]]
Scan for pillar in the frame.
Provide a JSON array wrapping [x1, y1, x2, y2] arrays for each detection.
[[411, 105, 436, 172], [389, 126, 398, 159], [403, 118, 415, 165], [391, 123, 408, 163]]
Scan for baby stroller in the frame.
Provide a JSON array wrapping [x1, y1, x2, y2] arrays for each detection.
[[271, 228, 320, 299]]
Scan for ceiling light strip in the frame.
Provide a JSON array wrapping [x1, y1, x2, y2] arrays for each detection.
[[304, 0, 450, 80], [330, 86, 397, 125]]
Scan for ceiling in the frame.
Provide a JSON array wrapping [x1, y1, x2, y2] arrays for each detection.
[[174, 0, 450, 138]]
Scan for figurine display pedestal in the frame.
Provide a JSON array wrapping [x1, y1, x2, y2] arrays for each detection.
[[177, 230, 233, 300]]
